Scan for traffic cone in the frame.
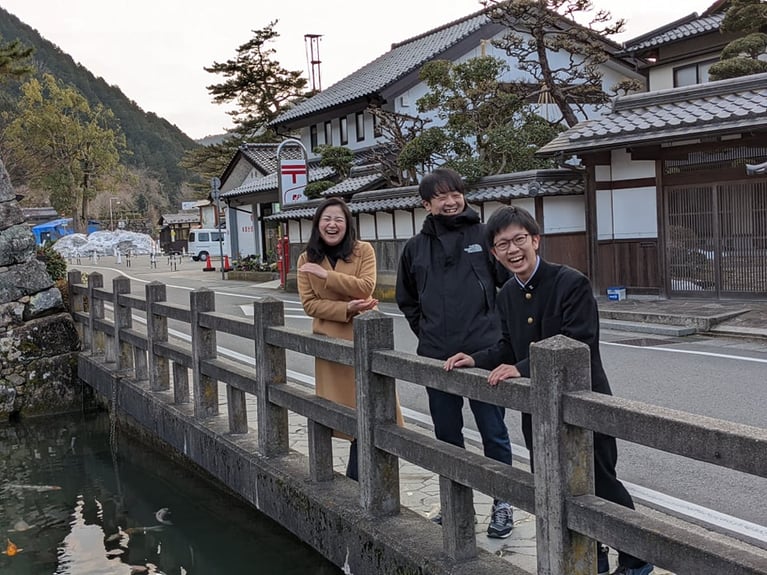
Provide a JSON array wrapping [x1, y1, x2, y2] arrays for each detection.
[[223, 255, 232, 272], [203, 256, 215, 272]]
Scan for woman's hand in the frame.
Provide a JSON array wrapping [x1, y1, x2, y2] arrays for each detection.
[[347, 298, 378, 314], [298, 262, 328, 279], [487, 363, 521, 386], [444, 353, 475, 371]]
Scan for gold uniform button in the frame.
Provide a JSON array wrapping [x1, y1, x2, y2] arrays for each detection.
[[525, 293, 532, 300], [527, 317, 534, 324]]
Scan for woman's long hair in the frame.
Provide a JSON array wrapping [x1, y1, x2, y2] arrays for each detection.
[[305, 198, 357, 264]]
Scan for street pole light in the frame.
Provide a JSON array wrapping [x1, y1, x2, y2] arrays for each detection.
[[109, 197, 120, 231]]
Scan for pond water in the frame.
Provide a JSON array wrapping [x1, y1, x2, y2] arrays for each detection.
[[0, 411, 341, 575]]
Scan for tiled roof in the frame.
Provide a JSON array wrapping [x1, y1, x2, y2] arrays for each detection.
[[264, 170, 583, 221], [239, 143, 304, 174], [621, 11, 725, 55], [221, 145, 394, 200], [537, 72, 767, 157], [271, 10, 494, 126], [160, 213, 199, 225], [465, 171, 583, 202], [222, 165, 336, 199], [322, 172, 388, 197]]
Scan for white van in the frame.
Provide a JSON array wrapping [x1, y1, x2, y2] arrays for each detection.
[[187, 229, 230, 262]]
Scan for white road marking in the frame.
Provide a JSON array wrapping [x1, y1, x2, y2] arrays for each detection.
[[604, 341, 767, 364]]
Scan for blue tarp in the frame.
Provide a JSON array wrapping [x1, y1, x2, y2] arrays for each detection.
[[32, 218, 100, 244]]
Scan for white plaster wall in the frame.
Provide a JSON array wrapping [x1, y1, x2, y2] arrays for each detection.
[[482, 201, 506, 222], [479, 199, 538, 224], [513, 198, 536, 218], [597, 187, 657, 240], [647, 55, 719, 91], [595, 165, 612, 182], [542, 196, 585, 233], [596, 190, 614, 240], [220, 160, 257, 193], [300, 219, 312, 243], [288, 220, 301, 244], [394, 211, 413, 238], [376, 212, 395, 240], [358, 213, 376, 240], [610, 149, 656, 180]]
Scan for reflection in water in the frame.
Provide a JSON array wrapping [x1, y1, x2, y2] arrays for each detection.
[[55, 495, 132, 574], [0, 411, 341, 575]]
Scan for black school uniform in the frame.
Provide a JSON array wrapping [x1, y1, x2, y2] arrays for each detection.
[[473, 258, 645, 568]]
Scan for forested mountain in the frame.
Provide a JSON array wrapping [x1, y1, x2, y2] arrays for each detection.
[[0, 6, 201, 204]]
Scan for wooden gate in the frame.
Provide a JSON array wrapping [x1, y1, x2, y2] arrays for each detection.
[[665, 180, 767, 298]]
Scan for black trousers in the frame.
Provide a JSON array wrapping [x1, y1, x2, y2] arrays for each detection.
[[346, 440, 358, 481], [522, 413, 645, 569]]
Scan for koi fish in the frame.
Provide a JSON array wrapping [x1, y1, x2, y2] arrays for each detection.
[[9, 519, 36, 532], [6, 483, 62, 493], [2, 539, 22, 556]]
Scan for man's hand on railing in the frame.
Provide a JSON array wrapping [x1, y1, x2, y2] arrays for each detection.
[[443, 352, 475, 371], [487, 363, 521, 386]]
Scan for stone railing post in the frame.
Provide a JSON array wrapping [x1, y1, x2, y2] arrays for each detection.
[[190, 288, 218, 418], [253, 298, 288, 456], [530, 335, 594, 575], [308, 420, 334, 482], [112, 276, 133, 372], [88, 272, 104, 355], [353, 310, 400, 516], [146, 282, 169, 392], [67, 270, 86, 346]]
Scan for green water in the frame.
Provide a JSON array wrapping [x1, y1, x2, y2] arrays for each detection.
[[0, 411, 341, 575]]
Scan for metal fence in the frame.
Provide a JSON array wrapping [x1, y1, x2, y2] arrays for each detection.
[[68, 270, 767, 575]]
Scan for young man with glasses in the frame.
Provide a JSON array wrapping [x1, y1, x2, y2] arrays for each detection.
[[444, 205, 653, 575], [396, 167, 515, 538]]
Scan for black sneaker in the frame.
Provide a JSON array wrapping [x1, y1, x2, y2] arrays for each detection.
[[486, 501, 513, 538]]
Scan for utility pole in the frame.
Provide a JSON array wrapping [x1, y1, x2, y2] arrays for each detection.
[[211, 177, 225, 280]]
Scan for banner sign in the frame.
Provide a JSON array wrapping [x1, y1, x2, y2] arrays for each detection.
[[280, 159, 309, 206]]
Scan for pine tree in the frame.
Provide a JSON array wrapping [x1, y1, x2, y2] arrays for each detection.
[[0, 37, 33, 80], [181, 21, 310, 184], [482, 0, 632, 127], [3, 74, 125, 232], [709, 0, 767, 81]]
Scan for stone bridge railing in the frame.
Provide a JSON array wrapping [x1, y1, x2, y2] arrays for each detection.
[[68, 271, 767, 575]]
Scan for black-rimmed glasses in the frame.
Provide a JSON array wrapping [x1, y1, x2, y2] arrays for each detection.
[[493, 234, 529, 251]]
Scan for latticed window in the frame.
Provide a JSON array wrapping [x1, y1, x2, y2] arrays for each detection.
[[664, 145, 767, 175]]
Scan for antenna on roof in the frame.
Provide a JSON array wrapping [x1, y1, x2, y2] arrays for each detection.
[[304, 34, 323, 92]]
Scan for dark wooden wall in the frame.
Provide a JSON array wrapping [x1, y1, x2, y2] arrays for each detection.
[[595, 239, 661, 295]]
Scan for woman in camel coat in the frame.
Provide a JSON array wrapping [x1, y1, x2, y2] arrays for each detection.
[[297, 197, 402, 480]]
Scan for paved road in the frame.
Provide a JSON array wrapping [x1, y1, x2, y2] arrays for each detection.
[[75, 255, 767, 547]]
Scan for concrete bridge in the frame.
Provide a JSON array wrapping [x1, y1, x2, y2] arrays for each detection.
[[68, 270, 767, 575]]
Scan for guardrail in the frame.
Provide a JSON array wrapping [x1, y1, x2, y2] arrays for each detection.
[[68, 270, 767, 575]]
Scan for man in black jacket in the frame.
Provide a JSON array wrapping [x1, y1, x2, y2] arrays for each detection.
[[396, 168, 515, 538], [444, 205, 653, 575]]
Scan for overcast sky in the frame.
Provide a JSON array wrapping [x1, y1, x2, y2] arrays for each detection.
[[0, 0, 711, 140]]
